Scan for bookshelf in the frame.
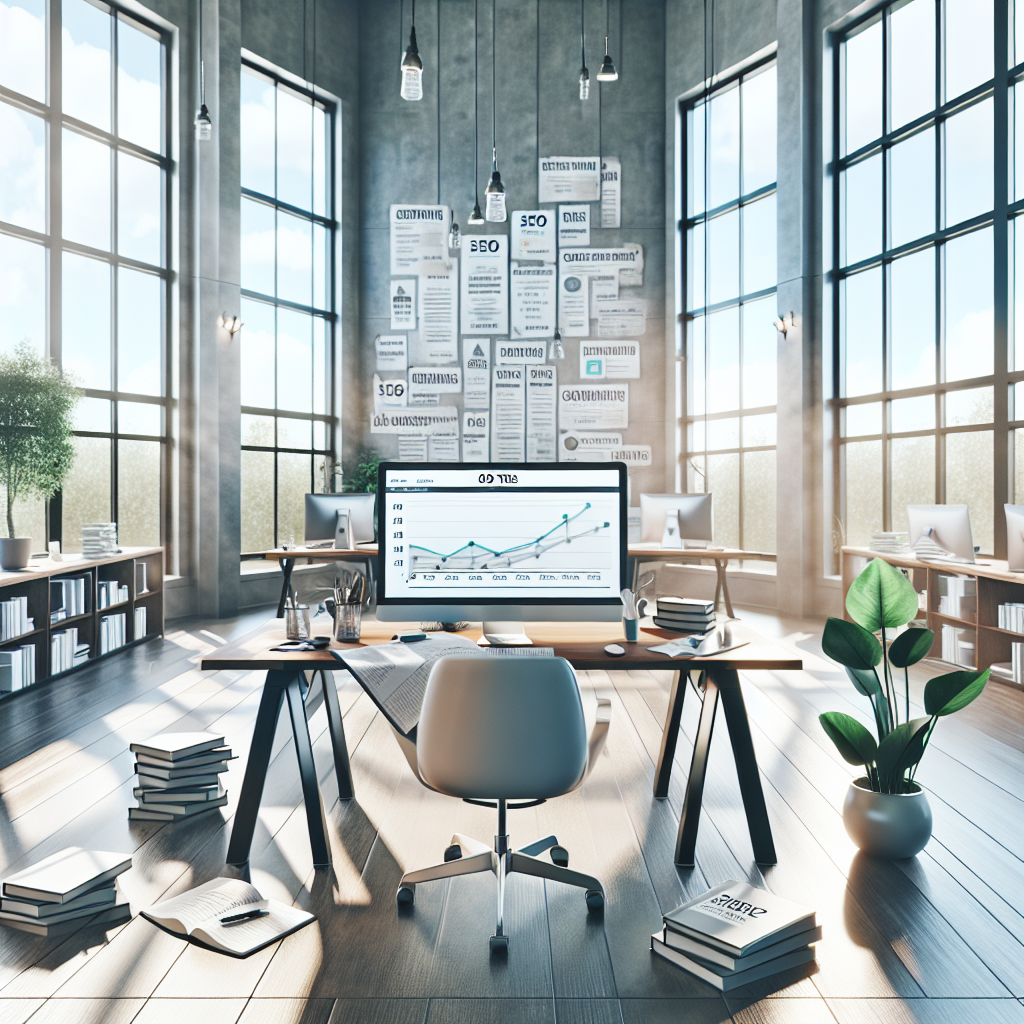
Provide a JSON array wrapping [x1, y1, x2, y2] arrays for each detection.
[[841, 546, 1024, 684], [0, 547, 164, 699]]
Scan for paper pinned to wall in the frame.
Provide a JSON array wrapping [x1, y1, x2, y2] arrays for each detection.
[[558, 246, 642, 276], [462, 410, 490, 461], [373, 374, 407, 411], [461, 235, 509, 335], [558, 432, 622, 461], [558, 204, 590, 247], [526, 365, 557, 462], [409, 392, 440, 405], [558, 268, 589, 336], [376, 334, 408, 371], [607, 445, 652, 466], [390, 279, 417, 330], [370, 409, 460, 435], [390, 205, 450, 275], [496, 340, 547, 365], [510, 263, 556, 339], [492, 365, 525, 460], [619, 243, 644, 286], [601, 157, 621, 229], [579, 340, 640, 379], [538, 156, 601, 203], [462, 338, 490, 410], [594, 299, 647, 337], [590, 272, 618, 306], [413, 258, 458, 364], [398, 436, 429, 460], [558, 383, 629, 430], [408, 366, 462, 395], [428, 436, 460, 461], [511, 210, 556, 262]]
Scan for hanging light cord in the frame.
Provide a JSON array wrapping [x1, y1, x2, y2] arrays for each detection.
[[701, 0, 713, 475], [491, 0, 496, 170], [474, 0, 480, 206], [581, 0, 585, 72], [198, 0, 205, 107]]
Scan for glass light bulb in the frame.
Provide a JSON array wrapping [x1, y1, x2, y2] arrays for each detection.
[[449, 222, 461, 249], [194, 104, 212, 140], [484, 171, 506, 222], [401, 65, 423, 101], [579, 68, 590, 100]]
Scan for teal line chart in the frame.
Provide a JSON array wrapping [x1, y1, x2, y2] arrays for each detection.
[[407, 503, 610, 576]]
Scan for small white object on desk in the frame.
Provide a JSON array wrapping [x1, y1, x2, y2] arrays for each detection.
[[604, 643, 626, 657]]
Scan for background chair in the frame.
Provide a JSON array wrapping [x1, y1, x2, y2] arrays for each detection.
[[393, 655, 611, 953]]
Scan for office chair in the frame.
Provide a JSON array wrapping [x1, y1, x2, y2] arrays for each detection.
[[393, 655, 611, 953]]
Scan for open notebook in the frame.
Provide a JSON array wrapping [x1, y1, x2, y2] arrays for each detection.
[[141, 877, 313, 957]]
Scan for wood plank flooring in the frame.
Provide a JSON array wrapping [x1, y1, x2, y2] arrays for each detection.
[[0, 606, 1021, 1024]]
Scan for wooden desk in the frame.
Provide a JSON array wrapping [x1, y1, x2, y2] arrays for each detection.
[[202, 619, 800, 869], [259, 545, 378, 617], [627, 545, 775, 618]]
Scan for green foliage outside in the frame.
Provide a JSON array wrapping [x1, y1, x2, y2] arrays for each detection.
[[343, 449, 381, 494]]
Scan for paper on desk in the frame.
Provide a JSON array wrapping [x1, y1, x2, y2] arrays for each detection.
[[649, 640, 749, 659]]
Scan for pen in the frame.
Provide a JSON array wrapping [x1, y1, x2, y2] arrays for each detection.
[[220, 908, 270, 925]]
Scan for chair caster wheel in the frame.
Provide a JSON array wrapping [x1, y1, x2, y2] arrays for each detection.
[[444, 844, 463, 862], [550, 845, 569, 867], [489, 934, 509, 954], [585, 889, 604, 912], [396, 884, 415, 906]]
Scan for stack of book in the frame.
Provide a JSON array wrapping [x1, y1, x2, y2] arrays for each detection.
[[99, 612, 127, 654], [98, 580, 129, 609], [0, 847, 132, 936], [998, 602, 1024, 633], [129, 731, 231, 821], [0, 595, 33, 640], [653, 597, 716, 634], [940, 624, 975, 667], [869, 531, 909, 553], [82, 523, 118, 557], [938, 575, 975, 619], [652, 881, 819, 991], [51, 627, 89, 673], [0, 646, 36, 693], [50, 575, 89, 623]]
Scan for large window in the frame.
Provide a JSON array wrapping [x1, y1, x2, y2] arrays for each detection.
[[832, 0, 1008, 559], [239, 60, 336, 553], [680, 61, 778, 554], [0, 0, 170, 552]]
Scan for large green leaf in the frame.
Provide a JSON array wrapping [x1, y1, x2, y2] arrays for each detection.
[[819, 712, 878, 766], [822, 616, 882, 669], [846, 558, 920, 631], [924, 668, 990, 716], [845, 667, 891, 735], [888, 627, 935, 668], [875, 717, 930, 791]]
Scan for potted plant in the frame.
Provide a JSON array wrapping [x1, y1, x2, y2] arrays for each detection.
[[0, 343, 80, 570], [819, 557, 989, 858]]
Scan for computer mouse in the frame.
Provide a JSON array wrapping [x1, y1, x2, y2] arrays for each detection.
[[604, 643, 626, 657]]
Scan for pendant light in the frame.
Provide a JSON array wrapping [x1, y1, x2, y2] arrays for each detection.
[[597, 0, 617, 81], [578, 0, 589, 100], [467, 0, 485, 225], [400, 0, 423, 101], [483, 0, 506, 222], [449, 213, 461, 249], [548, 328, 565, 361], [194, 0, 212, 139]]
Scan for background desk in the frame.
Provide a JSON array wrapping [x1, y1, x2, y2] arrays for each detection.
[[202, 619, 800, 869], [259, 545, 378, 617]]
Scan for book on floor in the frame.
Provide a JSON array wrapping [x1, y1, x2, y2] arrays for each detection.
[[0, 900, 131, 936], [651, 933, 816, 991], [129, 795, 228, 820], [135, 748, 233, 770], [136, 762, 229, 781], [141, 877, 314, 958], [134, 771, 223, 790], [134, 783, 225, 803], [129, 731, 226, 762], [1, 885, 116, 919], [2, 848, 132, 904], [659, 923, 822, 971]]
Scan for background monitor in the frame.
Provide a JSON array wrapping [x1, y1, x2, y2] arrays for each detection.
[[639, 493, 714, 545], [305, 493, 376, 545], [907, 504, 975, 562], [375, 462, 627, 623], [1005, 504, 1024, 571]]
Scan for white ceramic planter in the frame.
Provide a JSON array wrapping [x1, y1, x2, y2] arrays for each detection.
[[843, 777, 933, 859], [0, 538, 33, 571]]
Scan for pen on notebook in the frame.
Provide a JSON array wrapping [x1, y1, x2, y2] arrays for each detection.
[[220, 908, 270, 925]]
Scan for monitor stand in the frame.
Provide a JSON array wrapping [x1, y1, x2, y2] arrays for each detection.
[[477, 621, 534, 646]]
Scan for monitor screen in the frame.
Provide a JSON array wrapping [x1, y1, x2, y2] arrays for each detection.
[[377, 463, 627, 607]]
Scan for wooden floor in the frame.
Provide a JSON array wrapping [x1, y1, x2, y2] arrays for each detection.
[[0, 605, 1022, 1024]]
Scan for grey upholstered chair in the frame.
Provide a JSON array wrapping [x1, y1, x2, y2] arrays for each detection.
[[392, 655, 611, 953]]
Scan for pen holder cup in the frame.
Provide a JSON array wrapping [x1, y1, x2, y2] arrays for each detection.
[[334, 601, 362, 642], [285, 604, 311, 641], [623, 617, 639, 642]]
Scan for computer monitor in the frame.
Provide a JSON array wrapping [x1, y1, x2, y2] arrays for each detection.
[[1005, 504, 1024, 572], [376, 462, 627, 633], [907, 504, 975, 563], [304, 493, 376, 546], [639, 492, 714, 547]]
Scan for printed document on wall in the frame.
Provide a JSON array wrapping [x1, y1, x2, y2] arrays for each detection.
[[601, 157, 621, 228], [492, 366, 525, 460], [580, 340, 640, 379], [594, 299, 646, 337], [511, 210, 556, 261], [462, 411, 489, 461], [461, 235, 509, 335], [526, 365, 557, 462], [558, 432, 622, 461], [428, 436, 460, 461], [371, 408, 459, 435], [413, 259, 458, 364], [496, 340, 547, 365], [619, 243, 644, 286], [557, 205, 590, 247], [538, 157, 601, 202], [559, 384, 629, 430], [398, 436, 428, 460], [408, 366, 462, 396], [462, 338, 490, 410], [390, 205, 450, 275], [376, 334, 408, 371], [558, 268, 589, 336], [510, 263, 556, 339], [390, 279, 417, 330], [590, 272, 618, 306], [373, 374, 407, 411]]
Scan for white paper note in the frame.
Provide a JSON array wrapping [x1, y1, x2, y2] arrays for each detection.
[[558, 383, 629, 430], [601, 157, 621, 229], [558, 432, 622, 461], [526, 365, 557, 462], [579, 340, 640, 379], [607, 445, 652, 466], [619, 243, 644, 286], [558, 268, 589, 336], [462, 411, 490, 461], [590, 272, 618, 306], [409, 392, 440, 405], [428, 436, 460, 461], [492, 366, 525, 461], [538, 156, 601, 203], [462, 338, 490, 410], [390, 205, 450, 275], [558, 204, 591, 247], [558, 246, 642, 277], [414, 259, 458, 364], [461, 235, 509, 335], [390, 279, 417, 330], [370, 409, 459, 435], [511, 210, 556, 262], [594, 299, 646, 337], [510, 263, 556, 339], [496, 340, 547, 365], [398, 435, 429, 460], [408, 366, 462, 395], [376, 334, 408, 371], [373, 374, 407, 411]]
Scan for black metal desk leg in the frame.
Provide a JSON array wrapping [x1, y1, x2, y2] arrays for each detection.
[[276, 558, 296, 618], [653, 669, 687, 798], [284, 672, 332, 867], [227, 673, 286, 866], [321, 670, 354, 800], [717, 669, 777, 865], [674, 676, 719, 867], [715, 560, 735, 619]]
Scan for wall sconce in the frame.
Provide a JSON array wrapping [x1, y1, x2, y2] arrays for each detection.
[[773, 311, 794, 336], [219, 313, 243, 337]]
